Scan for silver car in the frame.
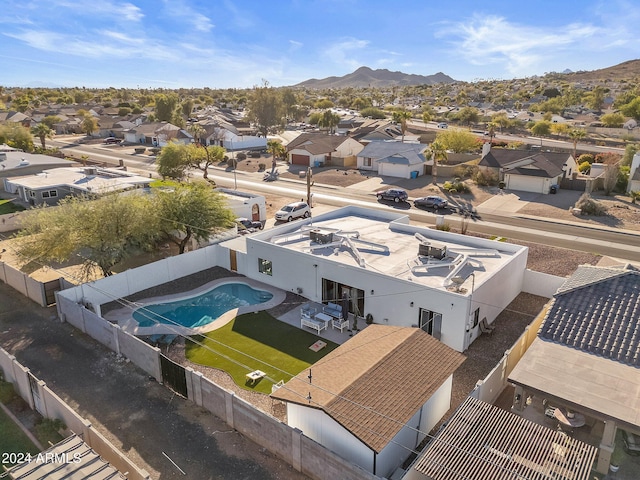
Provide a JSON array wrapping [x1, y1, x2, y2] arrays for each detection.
[[274, 202, 311, 222]]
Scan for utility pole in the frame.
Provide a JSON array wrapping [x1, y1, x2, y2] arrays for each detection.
[[306, 167, 314, 207]]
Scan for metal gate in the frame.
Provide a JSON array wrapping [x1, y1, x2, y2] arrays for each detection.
[[160, 354, 187, 397], [29, 373, 44, 415]]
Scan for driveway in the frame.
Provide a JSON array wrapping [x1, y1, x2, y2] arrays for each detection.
[[476, 191, 541, 214], [0, 282, 308, 480]]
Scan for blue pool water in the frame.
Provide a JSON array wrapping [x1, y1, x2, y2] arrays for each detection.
[[133, 282, 273, 328]]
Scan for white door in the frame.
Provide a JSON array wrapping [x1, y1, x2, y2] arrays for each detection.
[[506, 174, 545, 193], [379, 162, 407, 178]]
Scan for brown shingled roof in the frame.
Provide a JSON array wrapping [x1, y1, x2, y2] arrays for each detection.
[[271, 325, 465, 452]]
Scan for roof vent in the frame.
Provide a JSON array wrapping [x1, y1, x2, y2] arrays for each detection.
[[18, 158, 29, 166]]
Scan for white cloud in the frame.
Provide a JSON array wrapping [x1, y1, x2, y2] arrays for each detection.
[[46, 0, 144, 22], [161, 0, 214, 32], [439, 15, 605, 76], [289, 40, 303, 51], [323, 38, 369, 70]]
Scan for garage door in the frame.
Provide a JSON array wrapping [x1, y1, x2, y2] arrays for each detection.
[[291, 154, 310, 166], [378, 162, 407, 178], [506, 174, 545, 194]]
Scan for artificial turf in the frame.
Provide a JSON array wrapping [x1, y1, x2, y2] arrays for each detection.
[[0, 408, 39, 466], [0, 198, 25, 215], [186, 311, 339, 394]]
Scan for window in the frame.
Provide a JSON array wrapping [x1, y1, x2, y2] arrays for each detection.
[[41, 190, 58, 198], [419, 308, 442, 340], [364, 157, 372, 167], [42, 191, 49, 198], [258, 258, 272, 276], [473, 308, 480, 328], [28, 191, 36, 198]]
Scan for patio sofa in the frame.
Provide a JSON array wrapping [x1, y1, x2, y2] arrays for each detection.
[[323, 302, 342, 319]]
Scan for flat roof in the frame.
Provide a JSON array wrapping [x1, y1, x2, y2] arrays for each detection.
[[256, 207, 524, 292]]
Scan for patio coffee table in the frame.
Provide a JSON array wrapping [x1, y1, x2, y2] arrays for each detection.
[[246, 370, 266, 385]]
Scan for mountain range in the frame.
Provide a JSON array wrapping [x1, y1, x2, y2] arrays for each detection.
[[294, 66, 456, 89]]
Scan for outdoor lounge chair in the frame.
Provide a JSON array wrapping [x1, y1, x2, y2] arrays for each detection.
[[322, 302, 342, 319]]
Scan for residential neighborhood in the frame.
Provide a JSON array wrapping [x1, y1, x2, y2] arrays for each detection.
[[3, 32, 640, 480]]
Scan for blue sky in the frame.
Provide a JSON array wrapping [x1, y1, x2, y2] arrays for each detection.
[[2, 0, 639, 89]]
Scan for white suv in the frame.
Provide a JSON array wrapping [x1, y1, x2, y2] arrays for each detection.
[[275, 202, 311, 222]]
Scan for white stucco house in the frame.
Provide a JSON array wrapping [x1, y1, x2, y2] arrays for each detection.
[[218, 206, 529, 353], [200, 120, 267, 152], [356, 142, 428, 179], [286, 133, 364, 167], [478, 143, 576, 194], [123, 122, 192, 147], [217, 187, 266, 222], [271, 324, 465, 478]]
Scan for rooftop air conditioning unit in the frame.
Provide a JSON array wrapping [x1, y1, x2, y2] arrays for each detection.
[[84, 167, 97, 176], [418, 242, 447, 260], [310, 229, 333, 244]]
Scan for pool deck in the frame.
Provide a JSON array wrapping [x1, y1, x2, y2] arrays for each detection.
[[103, 277, 286, 337]]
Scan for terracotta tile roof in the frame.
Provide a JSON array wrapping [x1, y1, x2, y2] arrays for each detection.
[[539, 265, 640, 366], [413, 397, 598, 480], [271, 325, 464, 452]]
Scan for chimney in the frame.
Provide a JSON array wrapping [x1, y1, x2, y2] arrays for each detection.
[[482, 142, 491, 158]]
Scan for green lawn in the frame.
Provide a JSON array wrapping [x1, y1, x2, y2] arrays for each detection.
[[186, 312, 339, 394], [0, 198, 26, 215], [0, 408, 40, 466]]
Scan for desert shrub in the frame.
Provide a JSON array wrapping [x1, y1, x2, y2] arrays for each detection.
[[443, 181, 470, 193], [250, 151, 261, 158], [150, 147, 161, 155], [575, 193, 607, 216], [453, 164, 478, 179], [578, 161, 591, 174], [0, 374, 17, 404], [498, 181, 506, 189], [435, 223, 451, 231], [227, 158, 238, 169], [258, 163, 266, 171], [577, 153, 595, 164], [35, 418, 65, 446], [473, 169, 498, 186], [236, 152, 247, 161], [630, 191, 640, 204]]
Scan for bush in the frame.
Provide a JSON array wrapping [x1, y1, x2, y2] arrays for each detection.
[[250, 151, 261, 158], [578, 161, 591, 174], [435, 223, 451, 231], [258, 163, 266, 171], [498, 181, 506, 189], [577, 153, 595, 164], [236, 152, 247, 161], [0, 374, 17, 404], [227, 158, 238, 169], [575, 193, 607, 216], [442, 180, 470, 193], [473, 169, 498, 186], [35, 418, 65, 446], [453, 164, 478, 179]]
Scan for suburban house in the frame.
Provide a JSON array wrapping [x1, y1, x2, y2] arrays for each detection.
[[508, 264, 640, 474], [628, 152, 640, 193], [271, 324, 465, 478], [478, 143, 577, 194], [219, 206, 528, 353], [217, 187, 266, 222], [4, 166, 151, 206], [123, 122, 192, 146], [404, 396, 598, 480], [356, 142, 428, 179], [199, 119, 267, 152], [286, 133, 364, 167], [0, 151, 78, 184]]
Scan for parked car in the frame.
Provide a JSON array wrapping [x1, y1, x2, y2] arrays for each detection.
[[414, 195, 449, 210], [437, 122, 448, 129], [104, 137, 121, 144], [376, 188, 408, 203], [274, 202, 311, 222], [236, 217, 263, 231]]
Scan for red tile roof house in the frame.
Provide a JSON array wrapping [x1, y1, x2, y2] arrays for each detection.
[[286, 133, 364, 167], [478, 143, 577, 194], [508, 264, 640, 475], [271, 324, 464, 478]]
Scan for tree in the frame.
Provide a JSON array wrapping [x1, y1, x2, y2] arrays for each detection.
[[603, 163, 619, 196], [181, 98, 195, 117], [427, 140, 448, 184], [586, 85, 605, 112], [455, 106, 480, 126], [359, 107, 386, 119], [492, 113, 511, 133], [14, 193, 160, 279], [550, 123, 570, 138], [530, 120, 552, 138], [392, 109, 412, 142], [153, 182, 235, 254], [315, 98, 334, 109], [190, 144, 225, 180], [187, 123, 205, 145], [600, 112, 625, 128], [620, 97, 640, 121], [308, 112, 323, 125], [622, 143, 639, 166], [81, 114, 98, 136], [318, 110, 341, 134], [155, 93, 180, 122], [568, 129, 587, 159], [267, 139, 285, 171], [247, 81, 283, 136], [0, 124, 34, 152], [435, 129, 479, 153], [156, 142, 189, 180], [42, 115, 61, 129], [31, 123, 54, 149]]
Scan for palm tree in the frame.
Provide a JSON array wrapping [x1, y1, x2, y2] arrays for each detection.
[[392, 109, 413, 142], [267, 139, 285, 172], [568, 128, 587, 160], [486, 122, 497, 144], [427, 140, 448, 185], [31, 123, 54, 149], [187, 123, 205, 145]]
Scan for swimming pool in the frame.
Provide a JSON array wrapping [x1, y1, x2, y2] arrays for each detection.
[[132, 282, 274, 328]]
